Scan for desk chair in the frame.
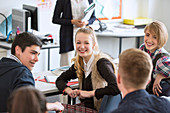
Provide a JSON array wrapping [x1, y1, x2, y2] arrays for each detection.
[[99, 94, 122, 113]]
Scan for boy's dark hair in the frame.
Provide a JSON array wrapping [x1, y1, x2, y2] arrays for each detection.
[[11, 32, 43, 55]]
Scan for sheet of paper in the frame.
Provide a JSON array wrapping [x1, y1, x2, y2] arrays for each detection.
[[51, 66, 70, 75], [82, 3, 95, 22], [45, 75, 58, 83]]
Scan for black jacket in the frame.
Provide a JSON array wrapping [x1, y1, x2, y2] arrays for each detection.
[[52, 0, 96, 53], [0, 58, 35, 112]]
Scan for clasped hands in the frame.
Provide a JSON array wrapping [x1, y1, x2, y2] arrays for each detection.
[[65, 87, 95, 99]]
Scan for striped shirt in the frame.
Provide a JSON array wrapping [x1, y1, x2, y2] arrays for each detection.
[[139, 43, 170, 78]]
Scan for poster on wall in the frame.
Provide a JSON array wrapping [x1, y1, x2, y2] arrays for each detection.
[[95, 0, 122, 20], [37, 0, 52, 9]]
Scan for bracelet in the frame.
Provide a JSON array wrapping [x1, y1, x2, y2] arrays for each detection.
[[62, 88, 66, 96]]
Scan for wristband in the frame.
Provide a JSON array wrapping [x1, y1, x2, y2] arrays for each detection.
[[62, 88, 66, 96]]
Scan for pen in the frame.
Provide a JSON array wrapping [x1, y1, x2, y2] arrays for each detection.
[[44, 76, 49, 83], [35, 76, 41, 81]]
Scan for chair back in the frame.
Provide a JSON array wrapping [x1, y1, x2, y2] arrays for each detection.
[[99, 94, 122, 113]]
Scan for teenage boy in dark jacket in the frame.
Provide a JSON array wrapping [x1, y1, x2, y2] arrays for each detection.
[[0, 32, 42, 112]]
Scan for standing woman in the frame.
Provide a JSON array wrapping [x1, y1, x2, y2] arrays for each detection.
[[56, 27, 120, 111], [52, 0, 96, 66]]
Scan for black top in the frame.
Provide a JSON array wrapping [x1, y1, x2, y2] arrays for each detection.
[[112, 89, 170, 113], [52, 0, 96, 53], [0, 58, 35, 112], [56, 58, 120, 109]]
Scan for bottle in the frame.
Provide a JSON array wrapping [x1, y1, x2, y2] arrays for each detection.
[[16, 26, 20, 35]]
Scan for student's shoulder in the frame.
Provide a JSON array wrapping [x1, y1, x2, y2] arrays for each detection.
[[149, 94, 170, 105], [97, 58, 110, 64], [159, 48, 170, 57], [96, 52, 113, 60], [95, 52, 113, 65], [0, 57, 17, 63], [160, 96, 170, 104], [0, 58, 28, 71], [159, 97, 170, 112], [156, 48, 170, 65], [111, 107, 133, 113], [145, 95, 170, 112]]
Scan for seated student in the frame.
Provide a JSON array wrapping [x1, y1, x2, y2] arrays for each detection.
[[112, 48, 170, 113], [56, 27, 120, 111], [7, 86, 64, 113], [139, 21, 170, 96], [0, 32, 63, 112]]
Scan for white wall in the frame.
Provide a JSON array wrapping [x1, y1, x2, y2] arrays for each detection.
[[148, 0, 170, 52], [122, 0, 149, 18], [97, 36, 136, 58]]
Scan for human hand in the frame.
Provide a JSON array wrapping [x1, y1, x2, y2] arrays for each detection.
[[78, 90, 95, 99], [82, 20, 89, 25], [46, 101, 64, 111], [71, 19, 84, 27], [153, 74, 165, 96], [65, 87, 79, 98]]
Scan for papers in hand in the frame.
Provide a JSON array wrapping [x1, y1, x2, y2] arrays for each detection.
[[82, 2, 95, 22]]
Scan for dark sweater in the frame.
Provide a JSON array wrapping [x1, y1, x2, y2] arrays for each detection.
[[56, 58, 120, 109], [0, 58, 35, 112], [112, 90, 170, 113]]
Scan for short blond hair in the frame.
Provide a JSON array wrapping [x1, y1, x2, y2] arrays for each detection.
[[119, 48, 152, 89], [144, 21, 168, 48]]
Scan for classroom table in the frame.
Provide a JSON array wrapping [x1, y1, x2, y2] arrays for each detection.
[[0, 41, 59, 70], [33, 69, 79, 104]]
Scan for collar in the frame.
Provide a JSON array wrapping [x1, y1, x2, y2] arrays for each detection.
[[83, 54, 94, 78], [151, 47, 169, 59], [8, 54, 22, 64], [122, 89, 149, 102], [150, 48, 160, 58], [144, 45, 165, 59]]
